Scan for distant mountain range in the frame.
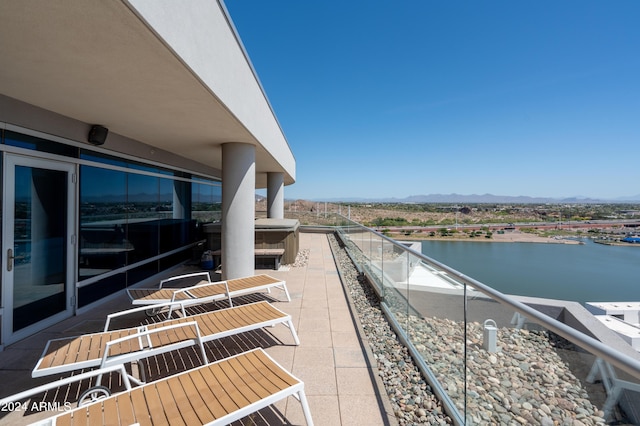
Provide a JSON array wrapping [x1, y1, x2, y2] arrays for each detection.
[[80, 192, 640, 205], [306, 193, 640, 204]]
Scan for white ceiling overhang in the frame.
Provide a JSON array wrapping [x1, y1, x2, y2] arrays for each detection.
[[0, 0, 294, 187]]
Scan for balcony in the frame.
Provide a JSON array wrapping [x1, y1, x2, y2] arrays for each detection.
[[1, 216, 640, 425], [0, 231, 393, 425]]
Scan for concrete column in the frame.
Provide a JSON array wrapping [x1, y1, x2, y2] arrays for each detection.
[[222, 143, 255, 279], [266, 172, 284, 219]]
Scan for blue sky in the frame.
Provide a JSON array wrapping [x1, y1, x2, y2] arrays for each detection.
[[225, 1, 640, 201]]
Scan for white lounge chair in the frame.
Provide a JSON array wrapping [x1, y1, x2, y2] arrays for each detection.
[[2, 348, 313, 426], [127, 273, 291, 315], [33, 301, 299, 380]]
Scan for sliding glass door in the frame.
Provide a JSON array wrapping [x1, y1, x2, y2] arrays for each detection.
[[2, 155, 76, 344]]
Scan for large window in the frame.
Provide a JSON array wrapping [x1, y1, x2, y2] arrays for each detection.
[[79, 164, 221, 282], [4, 130, 78, 157], [78, 165, 220, 305], [2, 129, 221, 307], [192, 179, 222, 224], [79, 166, 127, 281]]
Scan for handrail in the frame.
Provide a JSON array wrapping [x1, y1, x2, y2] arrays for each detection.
[[335, 214, 640, 381]]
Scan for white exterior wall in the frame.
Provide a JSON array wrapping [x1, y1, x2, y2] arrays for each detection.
[[0, 1, 296, 344], [127, 0, 295, 183]]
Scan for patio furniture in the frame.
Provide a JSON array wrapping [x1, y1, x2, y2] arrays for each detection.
[[33, 301, 299, 380], [157, 271, 213, 288], [127, 273, 291, 314], [2, 348, 313, 426]]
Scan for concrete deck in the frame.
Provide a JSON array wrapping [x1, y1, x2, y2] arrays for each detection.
[[0, 232, 393, 425]]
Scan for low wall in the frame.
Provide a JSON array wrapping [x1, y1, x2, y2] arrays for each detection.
[[203, 218, 300, 265]]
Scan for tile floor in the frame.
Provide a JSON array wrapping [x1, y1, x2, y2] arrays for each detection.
[[0, 232, 395, 425]]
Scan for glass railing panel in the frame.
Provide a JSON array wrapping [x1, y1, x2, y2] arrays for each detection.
[[347, 223, 364, 255], [400, 260, 468, 418], [402, 250, 420, 324], [381, 246, 412, 329], [331, 214, 640, 425], [381, 238, 406, 285], [401, 251, 437, 342], [338, 223, 357, 251], [344, 224, 374, 279], [364, 232, 385, 290], [358, 225, 373, 269], [590, 359, 640, 424], [465, 291, 532, 424]]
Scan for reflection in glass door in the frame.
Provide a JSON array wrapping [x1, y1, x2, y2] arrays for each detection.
[[2, 155, 75, 343]]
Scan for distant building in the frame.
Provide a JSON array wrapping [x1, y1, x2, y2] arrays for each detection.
[[622, 235, 640, 243]]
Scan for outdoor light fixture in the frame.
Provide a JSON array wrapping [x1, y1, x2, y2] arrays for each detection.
[[88, 125, 108, 145], [483, 319, 498, 353]]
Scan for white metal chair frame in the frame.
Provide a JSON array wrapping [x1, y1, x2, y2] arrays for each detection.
[[104, 299, 300, 344], [1, 349, 313, 426], [128, 273, 291, 317], [33, 320, 208, 382]]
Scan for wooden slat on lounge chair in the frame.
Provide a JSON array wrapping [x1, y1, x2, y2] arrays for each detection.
[[115, 391, 137, 425], [55, 414, 71, 426], [102, 398, 119, 425], [127, 288, 196, 303], [184, 283, 227, 299], [33, 301, 299, 379], [35, 329, 140, 372], [127, 274, 291, 308], [87, 400, 103, 424], [48, 349, 312, 426]]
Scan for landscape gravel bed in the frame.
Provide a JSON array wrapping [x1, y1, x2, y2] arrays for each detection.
[[400, 314, 608, 425], [327, 234, 453, 425]]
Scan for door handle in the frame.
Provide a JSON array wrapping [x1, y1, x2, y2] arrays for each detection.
[[7, 249, 25, 271], [7, 248, 14, 272], [7, 249, 25, 272]]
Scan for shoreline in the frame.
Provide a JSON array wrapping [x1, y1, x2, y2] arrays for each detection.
[[387, 230, 583, 244], [593, 239, 640, 247]]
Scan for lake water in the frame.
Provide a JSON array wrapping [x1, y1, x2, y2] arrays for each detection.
[[420, 239, 640, 306]]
